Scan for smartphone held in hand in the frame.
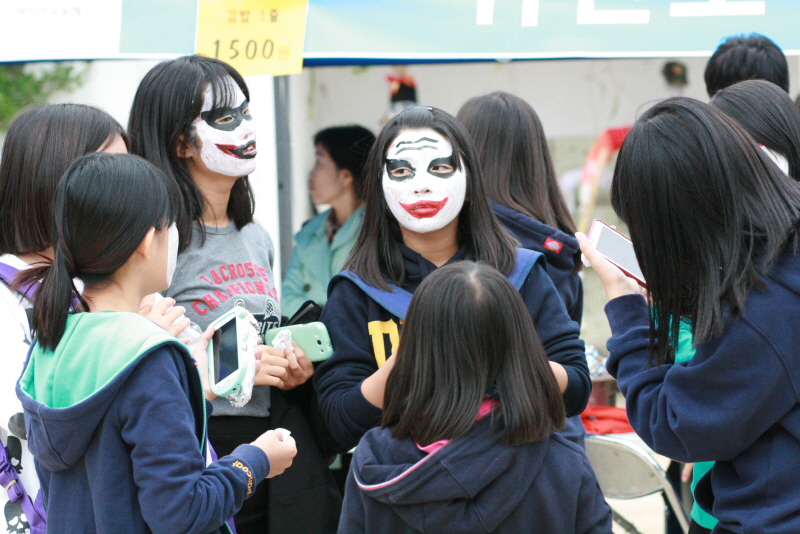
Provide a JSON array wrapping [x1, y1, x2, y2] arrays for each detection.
[[263, 322, 334, 362], [583, 219, 647, 288]]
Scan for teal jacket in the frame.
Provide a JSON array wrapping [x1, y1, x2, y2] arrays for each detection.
[[281, 207, 363, 317]]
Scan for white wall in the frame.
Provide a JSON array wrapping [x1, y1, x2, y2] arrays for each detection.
[[34, 55, 800, 269], [285, 56, 800, 233]]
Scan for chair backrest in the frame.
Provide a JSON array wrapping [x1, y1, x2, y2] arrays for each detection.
[[585, 433, 689, 533]]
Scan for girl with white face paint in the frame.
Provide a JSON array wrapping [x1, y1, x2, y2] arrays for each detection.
[[314, 106, 591, 453], [129, 55, 334, 534]]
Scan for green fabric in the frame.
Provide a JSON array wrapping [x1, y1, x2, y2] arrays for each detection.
[[281, 206, 364, 317], [673, 320, 718, 530], [18, 311, 186, 409]]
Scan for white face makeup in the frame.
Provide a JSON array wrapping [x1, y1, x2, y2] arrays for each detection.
[[193, 77, 257, 177], [166, 223, 179, 286], [382, 129, 466, 234]]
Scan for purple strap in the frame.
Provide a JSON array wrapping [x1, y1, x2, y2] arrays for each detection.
[[0, 440, 47, 530], [0, 262, 38, 301], [207, 441, 238, 534]]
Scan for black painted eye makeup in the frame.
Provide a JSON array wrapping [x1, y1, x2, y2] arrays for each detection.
[[385, 159, 415, 181], [428, 156, 456, 178], [200, 100, 253, 132]]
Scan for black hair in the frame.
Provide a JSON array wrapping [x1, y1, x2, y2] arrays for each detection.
[[383, 262, 565, 446], [457, 91, 580, 271], [128, 55, 254, 251], [711, 80, 800, 179], [704, 33, 789, 97], [343, 106, 518, 290], [313, 125, 375, 201], [611, 97, 800, 364], [0, 103, 128, 256], [18, 153, 176, 351]]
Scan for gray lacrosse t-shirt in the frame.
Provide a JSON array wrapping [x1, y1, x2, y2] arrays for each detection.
[[165, 220, 280, 417]]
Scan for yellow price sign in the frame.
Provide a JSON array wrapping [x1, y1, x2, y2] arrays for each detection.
[[195, 0, 308, 77]]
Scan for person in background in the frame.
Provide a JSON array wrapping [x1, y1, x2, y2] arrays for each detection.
[[339, 262, 611, 534], [457, 91, 586, 447], [281, 125, 375, 318], [704, 33, 789, 97]]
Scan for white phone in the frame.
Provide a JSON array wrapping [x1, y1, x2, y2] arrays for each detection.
[[584, 219, 646, 287]]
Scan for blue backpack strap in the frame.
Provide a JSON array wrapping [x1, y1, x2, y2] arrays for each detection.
[[337, 271, 414, 320], [508, 248, 541, 290], [338, 250, 540, 320]]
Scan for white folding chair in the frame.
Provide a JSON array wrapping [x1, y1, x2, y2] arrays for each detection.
[[585, 433, 690, 534]]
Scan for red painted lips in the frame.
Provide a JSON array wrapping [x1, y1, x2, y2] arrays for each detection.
[[399, 198, 449, 218], [216, 140, 257, 159]]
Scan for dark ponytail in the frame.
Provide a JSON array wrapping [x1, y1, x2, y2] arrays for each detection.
[[16, 153, 175, 350]]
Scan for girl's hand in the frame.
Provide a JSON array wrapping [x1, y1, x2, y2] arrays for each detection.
[[252, 429, 297, 478], [282, 342, 314, 390], [140, 294, 191, 342], [254, 345, 290, 389], [254, 343, 314, 390], [192, 325, 217, 401], [576, 232, 644, 301], [681, 463, 694, 483]]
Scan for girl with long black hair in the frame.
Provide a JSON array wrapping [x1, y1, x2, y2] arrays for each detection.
[[581, 97, 800, 534], [314, 106, 590, 452], [129, 55, 339, 533]]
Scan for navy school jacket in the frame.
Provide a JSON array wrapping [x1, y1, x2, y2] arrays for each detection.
[[314, 245, 590, 451], [606, 251, 800, 534], [16, 313, 269, 534], [491, 200, 583, 325], [339, 414, 612, 534]]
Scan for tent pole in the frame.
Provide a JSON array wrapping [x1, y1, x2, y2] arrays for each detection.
[[273, 75, 293, 277]]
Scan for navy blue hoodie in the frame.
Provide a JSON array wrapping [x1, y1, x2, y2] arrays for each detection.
[[16, 312, 270, 534], [491, 200, 583, 325], [315, 245, 589, 451], [339, 415, 612, 533], [605, 251, 800, 534]]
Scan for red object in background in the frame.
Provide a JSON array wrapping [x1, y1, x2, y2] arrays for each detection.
[[580, 125, 632, 186], [581, 405, 634, 435]]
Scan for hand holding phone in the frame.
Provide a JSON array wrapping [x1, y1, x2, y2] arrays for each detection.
[[263, 322, 334, 362], [583, 219, 646, 287], [207, 306, 260, 399], [577, 229, 644, 301]]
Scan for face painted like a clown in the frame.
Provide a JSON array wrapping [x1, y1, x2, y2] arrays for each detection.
[[382, 129, 466, 234], [193, 77, 257, 177]]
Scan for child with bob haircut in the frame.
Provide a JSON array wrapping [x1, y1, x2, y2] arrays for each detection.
[[15, 152, 295, 534], [339, 261, 612, 534]]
